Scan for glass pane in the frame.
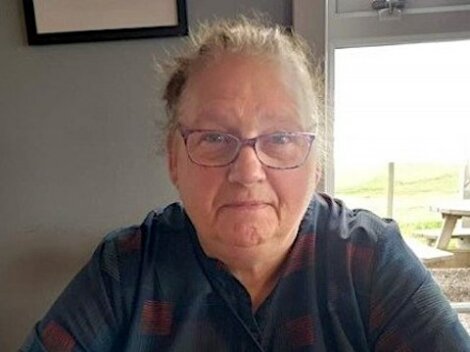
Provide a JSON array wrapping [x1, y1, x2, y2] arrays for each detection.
[[334, 40, 470, 236]]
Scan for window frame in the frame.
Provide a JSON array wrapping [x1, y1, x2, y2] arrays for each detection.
[[295, 0, 470, 194]]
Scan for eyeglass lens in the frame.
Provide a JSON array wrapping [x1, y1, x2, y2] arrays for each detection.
[[185, 131, 313, 169]]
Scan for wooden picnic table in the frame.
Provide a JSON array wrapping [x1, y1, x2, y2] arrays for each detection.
[[431, 200, 470, 250], [404, 238, 454, 264]]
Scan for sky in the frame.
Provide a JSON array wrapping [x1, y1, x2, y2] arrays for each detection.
[[334, 39, 470, 165]]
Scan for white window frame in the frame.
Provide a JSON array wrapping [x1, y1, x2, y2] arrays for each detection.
[[295, 0, 470, 194]]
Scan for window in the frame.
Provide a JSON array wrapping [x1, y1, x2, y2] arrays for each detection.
[[335, 40, 470, 233], [322, 0, 470, 234]]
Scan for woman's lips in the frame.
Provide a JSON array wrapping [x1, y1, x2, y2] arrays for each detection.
[[222, 201, 269, 210]]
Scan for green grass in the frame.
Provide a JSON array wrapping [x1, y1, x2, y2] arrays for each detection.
[[335, 163, 462, 237]]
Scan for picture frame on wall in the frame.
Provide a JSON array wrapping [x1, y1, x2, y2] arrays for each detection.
[[23, 0, 188, 45]]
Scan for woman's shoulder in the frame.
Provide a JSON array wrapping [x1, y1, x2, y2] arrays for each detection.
[[307, 192, 398, 245], [94, 202, 190, 276], [101, 202, 187, 248]]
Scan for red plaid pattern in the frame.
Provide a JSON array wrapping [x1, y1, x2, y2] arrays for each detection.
[[286, 315, 315, 348], [346, 243, 374, 268], [375, 328, 413, 352], [118, 229, 142, 253], [283, 235, 315, 276], [369, 297, 386, 331], [140, 300, 174, 335], [42, 321, 75, 352]]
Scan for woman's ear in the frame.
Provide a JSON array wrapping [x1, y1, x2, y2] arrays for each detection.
[[167, 133, 179, 188]]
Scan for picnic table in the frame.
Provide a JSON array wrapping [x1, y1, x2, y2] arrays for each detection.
[[411, 201, 470, 315], [404, 238, 454, 264], [431, 200, 470, 250]]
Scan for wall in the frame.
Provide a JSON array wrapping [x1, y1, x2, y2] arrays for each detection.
[[0, 0, 291, 350]]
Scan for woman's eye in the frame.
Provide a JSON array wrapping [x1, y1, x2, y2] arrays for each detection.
[[200, 133, 228, 144], [269, 134, 293, 145]]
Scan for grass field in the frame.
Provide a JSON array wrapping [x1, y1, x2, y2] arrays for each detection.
[[335, 163, 462, 236]]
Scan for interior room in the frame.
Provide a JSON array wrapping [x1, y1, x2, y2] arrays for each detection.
[[1, 0, 469, 350]]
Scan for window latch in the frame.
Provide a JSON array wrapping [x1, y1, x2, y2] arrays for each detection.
[[371, 0, 406, 20]]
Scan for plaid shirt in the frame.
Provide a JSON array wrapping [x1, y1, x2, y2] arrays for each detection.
[[21, 194, 470, 351]]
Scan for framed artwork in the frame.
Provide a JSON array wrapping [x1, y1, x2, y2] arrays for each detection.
[[23, 0, 188, 45]]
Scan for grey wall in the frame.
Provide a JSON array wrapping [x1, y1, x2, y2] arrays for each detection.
[[0, 0, 291, 350]]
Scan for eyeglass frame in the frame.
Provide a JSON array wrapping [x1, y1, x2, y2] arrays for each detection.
[[177, 125, 316, 170]]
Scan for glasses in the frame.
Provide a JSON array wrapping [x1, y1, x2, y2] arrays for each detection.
[[178, 126, 315, 169]]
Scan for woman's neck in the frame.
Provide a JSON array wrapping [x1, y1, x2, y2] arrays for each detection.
[[199, 234, 296, 311], [230, 255, 286, 311]]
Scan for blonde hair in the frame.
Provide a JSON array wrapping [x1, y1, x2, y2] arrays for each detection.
[[160, 16, 325, 160]]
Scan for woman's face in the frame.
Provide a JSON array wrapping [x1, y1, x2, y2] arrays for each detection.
[[168, 53, 318, 259]]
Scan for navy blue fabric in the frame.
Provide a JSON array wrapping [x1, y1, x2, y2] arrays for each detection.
[[20, 194, 470, 351]]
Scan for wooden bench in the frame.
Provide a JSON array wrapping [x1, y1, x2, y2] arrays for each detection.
[[450, 302, 470, 314], [404, 239, 454, 264], [413, 228, 470, 246]]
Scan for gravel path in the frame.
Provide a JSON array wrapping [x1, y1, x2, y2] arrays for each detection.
[[429, 268, 470, 333]]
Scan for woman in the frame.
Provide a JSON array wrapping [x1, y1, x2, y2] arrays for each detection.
[[21, 17, 469, 351]]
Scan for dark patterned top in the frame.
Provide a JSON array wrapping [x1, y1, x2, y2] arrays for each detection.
[[20, 194, 470, 351]]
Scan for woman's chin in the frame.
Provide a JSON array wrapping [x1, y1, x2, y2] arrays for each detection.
[[217, 224, 274, 248]]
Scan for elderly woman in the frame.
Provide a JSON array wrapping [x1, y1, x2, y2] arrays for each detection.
[[21, 18, 469, 352]]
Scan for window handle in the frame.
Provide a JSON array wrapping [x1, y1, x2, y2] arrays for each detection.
[[372, 0, 405, 20], [371, 0, 406, 13]]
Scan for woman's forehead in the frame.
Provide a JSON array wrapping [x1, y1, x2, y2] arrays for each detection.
[[178, 53, 310, 129], [186, 113, 304, 135], [179, 96, 306, 132]]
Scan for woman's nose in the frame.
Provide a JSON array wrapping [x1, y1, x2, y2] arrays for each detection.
[[227, 145, 266, 185]]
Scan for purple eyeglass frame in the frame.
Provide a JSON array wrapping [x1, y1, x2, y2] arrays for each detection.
[[177, 125, 315, 170]]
